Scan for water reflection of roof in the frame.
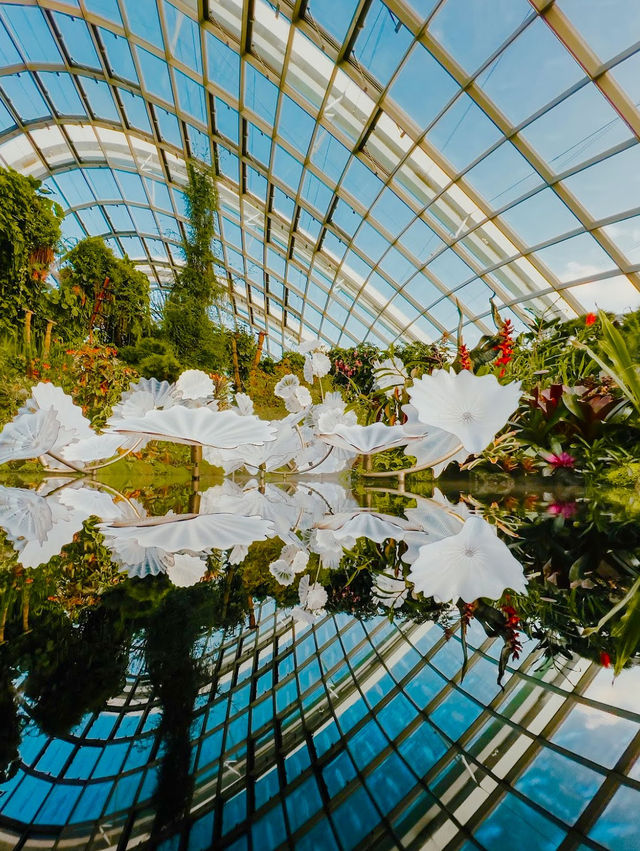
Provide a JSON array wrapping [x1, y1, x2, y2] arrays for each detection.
[[1, 2, 639, 356], [2, 598, 639, 848]]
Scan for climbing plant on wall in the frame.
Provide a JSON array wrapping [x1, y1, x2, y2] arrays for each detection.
[[163, 161, 227, 369]]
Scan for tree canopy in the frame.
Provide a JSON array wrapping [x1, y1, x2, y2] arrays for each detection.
[[50, 236, 151, 346]]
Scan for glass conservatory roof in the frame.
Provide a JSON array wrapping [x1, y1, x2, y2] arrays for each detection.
[[1, 0, 640, 356]]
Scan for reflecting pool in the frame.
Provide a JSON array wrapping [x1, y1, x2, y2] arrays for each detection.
[[0, 474, 638, 850]]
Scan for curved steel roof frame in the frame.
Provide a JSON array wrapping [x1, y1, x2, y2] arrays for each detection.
[[1, 0, 639, 356]]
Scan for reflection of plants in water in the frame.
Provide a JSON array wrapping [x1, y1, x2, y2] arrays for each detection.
[[461, 492, 640, 675], [145, 586, 207, 837], [0, 646, 21, 783], [0, 553, 254, 817], [19, 605, 130, 737]]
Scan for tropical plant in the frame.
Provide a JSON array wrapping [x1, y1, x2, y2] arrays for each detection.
[[47, 237, 151, 347], [0, 167, 63, 334]]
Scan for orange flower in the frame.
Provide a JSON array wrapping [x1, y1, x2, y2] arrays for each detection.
[[585, 312, 597, 326]]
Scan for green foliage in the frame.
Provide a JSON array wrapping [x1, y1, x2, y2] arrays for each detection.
[[56, 344, 137, 428], [0, 345, 30, 427], [239, 539, 301, 607], [577, 310, 640, 417], [47, 237, 151, 347], [0, 168, 63, 335], [163, 162, 226, 368], [118, 335, 183, 382], [329, 344, 379, 397]]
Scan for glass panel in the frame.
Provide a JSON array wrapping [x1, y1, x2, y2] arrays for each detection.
[[99, 29, 138, 83], [244, 64, 278, 126], [206, 33, 240, 97], [388, 44, 458, 130], [121, 0, 164, 50], [136, 46, 174, 104], [163, 2, 202, 74], [52, 12, 101, 68], [38, 72, 85, 116], [354, 0, 413, 86], [569, 276, 640, 313], [465, 141, 544, 210], [561, 144, 640, 221], [521, 83, 632, 174], [558, 0, 640, 63], [428, 0, 532, 74], [499, 187, 582, 246], [0, 73, 49, 121], [1, 6, 62, 64], [175, 71, 207, 124], [305, 0, 358, 44], [278, 95, 315, 157], [477, 18, 584, 126], [426, 93, 502, 173]]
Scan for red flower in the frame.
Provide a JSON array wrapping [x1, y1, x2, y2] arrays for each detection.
[[585, 312, 597, 326], [494, 319, 514, 378], [600, 651, 611, 668], [458, 343, 472, 371]]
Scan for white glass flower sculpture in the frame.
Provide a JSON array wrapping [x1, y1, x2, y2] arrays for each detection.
[[274, 373, 300, 399], [373, 572, 409, 609], [269, 544, 309, 585], [106, 407, 276, 449], [284, 385, 313, 413], [233, 392, 254, 416], [317, 421, 409, 454], [167, 554, 208, 587], [107, 377, 179, 422], [407, 515, 527, 603], [269, 559, 296, 586], [274, 373, 313, 413], [278, 543, 310, 573], [400, 403, 469, 476], [401, 489, 470, 566], [0, 407, 61, 465], [309, 528, 354, 569], [228, 544, 249, 565], [203, 413, 302, 474], [200, 481, 300, 545], [108, 538, 172, 579], [0, 484, 123, 569], [372, 356, 408, 397], [295, 337, 327, 355], [7, 382, 105, 468], [292, 574, 328, 623], [407, 370, 522, 455], [317, 511, 412, 543], [175, 369, 216, 402], [303, 351, 331, 383], [100, 511, 274, 554], [1, 383, 132, 470], [291, 393, 359, 474]]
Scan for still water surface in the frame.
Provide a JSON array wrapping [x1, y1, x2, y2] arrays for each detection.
[[0, 475, 638, 850]]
